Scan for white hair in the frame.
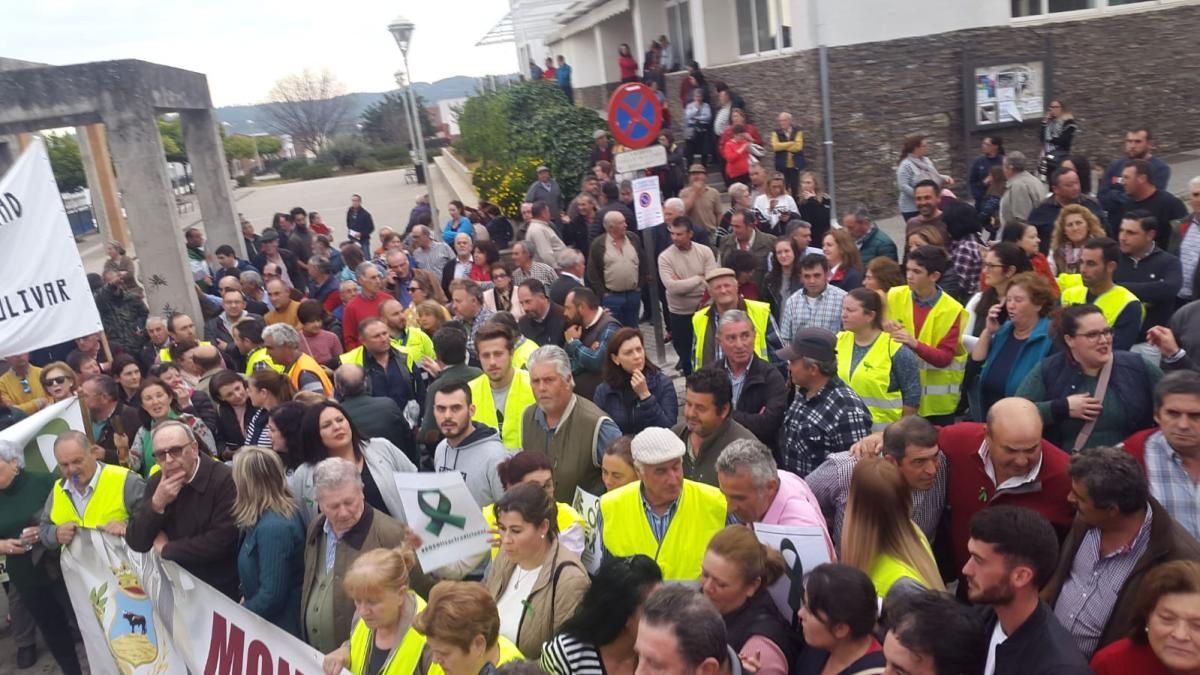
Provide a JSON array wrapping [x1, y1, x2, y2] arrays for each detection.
[[663, 197, 684, 212], [314, 457, 363, 492], [556, 248, 584, 269], [146, 315, 166, 328], [262, 323, 300, 349], [413, 225, 432, 237], [1189, 176, 1200, 193], [603, 210, 626, 229], [0, 439, 24, 468], [718, 309, 756, 334], [526, 345, 573, 382], [715, 439, 777, 487]]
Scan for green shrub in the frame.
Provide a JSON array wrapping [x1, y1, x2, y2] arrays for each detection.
[[278, 159, 308, 179], [370, 144, 411, 166], [323, 134, 370, 168], [235, 174, 255, 188], [298, 162, 335, 180], [354, 157, 384, 173]]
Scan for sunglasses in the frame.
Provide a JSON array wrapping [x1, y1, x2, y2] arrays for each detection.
[[45, 376, 69, 387]]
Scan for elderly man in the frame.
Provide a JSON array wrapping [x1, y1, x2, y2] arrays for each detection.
[[452, 280, 495, 363], [674, 369, 756, 487], [432, 381, 507, 507], [125, 421, 240, 598], [599, 426, 728, 581], [333, 363, 409, 452], [384, 249, 417, 308], [141, 315, 172, 367], [809, 415, 945, 546], [40, 429, 145, 546], [660, 215, 717, 376], [342, 261, 392, 350], [511, 240, 559, 288], [522, 345, 620, 502], [524, 201, 567, 268], [409, 224, 454, 280], [238, 270, 271, 315], [308, 255, 339, 305], [778, 328, 873, 477], [251, 228, 299, 289], [841, 205, 898, 264], [525, 168, 564, 225], [562, 287, 621, 399], [1044, 447, 1200, 659], [710, 309, 788, 449], [339, 317, 414, 429], [680, 163, 723, 235], [999, 151, 1045, 228], [469, 323, 536, 451], [587, 210, 648, 328], [550, 248, 585, 307], [263, 323, 333, 396], [770, 112, 805, 196], [715, 438, 833, 553], [205, 288, 258, 351], [264, 278, 302, 328], [718, 208, 776, 291], [517, 279, 566, 348], [79, 376, 143, 465], [1027, 167, 1108, 251], [692, 267, 780, 371], [192, 343, 227, 395], [636, 587, 732, 675], [300, 457, 422, 654], [0, 352, 46, 415]]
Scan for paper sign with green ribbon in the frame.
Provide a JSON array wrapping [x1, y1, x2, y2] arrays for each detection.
[[417, 489, 468, 535]]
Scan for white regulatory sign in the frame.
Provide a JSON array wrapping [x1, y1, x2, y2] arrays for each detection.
[[614, 144, 668, 174]]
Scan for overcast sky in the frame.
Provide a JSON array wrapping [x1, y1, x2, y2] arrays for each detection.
[[1, 0, 519, 106]]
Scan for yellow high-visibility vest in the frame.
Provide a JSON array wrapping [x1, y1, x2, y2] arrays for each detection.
[[886, 286, 967, 417], [160, 340, 212, 363], [599, 479, 727, 581], [837, 331, 904, 431], [468, 370, 536, 450], [513, 338, 539, 370], [348, 593, 427, 675], [244, 346, 284, 376], [692, 300, 771, 369], [48, 464, 132, 529], [1061, 284, 1145, 325]]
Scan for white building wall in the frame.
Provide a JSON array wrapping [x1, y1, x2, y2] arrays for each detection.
[[807, 0, 1007, 49], [550, 31, 605, 88]]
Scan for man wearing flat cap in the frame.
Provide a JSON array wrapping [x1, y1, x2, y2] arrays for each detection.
[[526, 165, 564, 226], [598, 427, 730, 581], [777, 328, 873, 476], [680, 163, 723, 235], [692, 267, 781, 371]]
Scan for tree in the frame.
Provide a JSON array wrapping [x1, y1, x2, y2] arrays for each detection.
[[223, 134, 258, 161], [263, 68, 352, 155], [45, 133, 86, 193], [157, 118, 187, 164], [254, 135, 283, 156], [360, 92, 434, 147]]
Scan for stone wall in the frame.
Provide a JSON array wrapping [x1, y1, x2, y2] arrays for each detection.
[[646, 3, 1200, 217]]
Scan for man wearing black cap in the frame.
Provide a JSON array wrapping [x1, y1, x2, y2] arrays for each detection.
[[251, 229, 300, 290], [777, 327, 873, 476]]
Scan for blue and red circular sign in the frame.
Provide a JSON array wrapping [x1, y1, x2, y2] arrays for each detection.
[[607, 83, 663, 150], [638, 191, 653, 208]]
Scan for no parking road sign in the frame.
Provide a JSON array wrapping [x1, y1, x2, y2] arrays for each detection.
[[607, 83, 663, 149]]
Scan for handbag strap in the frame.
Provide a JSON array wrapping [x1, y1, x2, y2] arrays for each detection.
[[1072, 356, 1114, 452]]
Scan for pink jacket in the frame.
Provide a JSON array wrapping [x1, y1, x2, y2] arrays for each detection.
[[763, 471, 836, 560]]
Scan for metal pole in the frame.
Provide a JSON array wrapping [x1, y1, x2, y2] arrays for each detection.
[[818, 46, 836, 216], [402, 51, 439, 226], [396, 75, 419, 154]]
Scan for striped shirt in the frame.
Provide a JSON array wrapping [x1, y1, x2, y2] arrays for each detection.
[[541, 633, 604, 675], [806, 451, 947, 546], [1054, 507, 1153, 658], [1144, 431, 1200, 539]]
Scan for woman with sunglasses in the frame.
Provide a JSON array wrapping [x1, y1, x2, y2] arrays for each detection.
[[39, 362, 79, 404], [484, 261, 520, 317], [1015, 304, 1162, 451], [130, 377, 216, 475]]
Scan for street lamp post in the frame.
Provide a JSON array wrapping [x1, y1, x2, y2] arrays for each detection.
[[388, 15, 439, 226], [394, 69, 420, 161]]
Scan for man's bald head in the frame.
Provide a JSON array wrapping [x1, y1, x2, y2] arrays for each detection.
[[192, 344, 224, 371], [334, 364, 367, 397], [986, 397, 1041, 436]]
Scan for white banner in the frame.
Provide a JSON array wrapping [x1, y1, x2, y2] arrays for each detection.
[[60, 529, 340, 675], [572, 487, 603, 575], [393, 472, 491, 570], [753, 523, 833, 621], [632, 176, 664, 230], [0, 136, 102, 356], [0, 395, 85, 473]]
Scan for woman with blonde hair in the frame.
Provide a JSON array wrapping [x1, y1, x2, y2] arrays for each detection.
[[701, 526, 796, 675], [797, 170, 833, 243], [841, 457, 943, 596], [39, 362, 79, 403], [232, 446, 305, 636], [416, 581, 524, 675], [415, 300, 450, 335], [1049, 203, 1106, 282], [752, 172, 798, 234], [322, 547, 435, 675], [405, 276, 451, 328]]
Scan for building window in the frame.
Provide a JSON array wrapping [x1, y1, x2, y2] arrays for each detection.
[[666, 1, 694, 66], [1013, 0, 1157, 17], [736, 0, 792, 56]]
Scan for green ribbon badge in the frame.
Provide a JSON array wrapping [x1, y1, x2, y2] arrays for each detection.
[[418, 489, 467, 536]]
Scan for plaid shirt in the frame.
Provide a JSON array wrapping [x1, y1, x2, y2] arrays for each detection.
[[780, 283, 847, 343], [1145, 431, 1200, 539], [807, 450, 947, 545], [1054, 507, 1153, 658], [779, 377, 873, 476], [513, 261, 560, 288], [949, 235, 984, 297]]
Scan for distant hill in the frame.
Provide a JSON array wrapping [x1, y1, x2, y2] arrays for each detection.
[[215, 74, 519, 135]]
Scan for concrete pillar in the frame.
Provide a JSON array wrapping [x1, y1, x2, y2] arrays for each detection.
[[76, 124, 130, 250], [102, 105, 202, 323], [180, 109, 244, 258]]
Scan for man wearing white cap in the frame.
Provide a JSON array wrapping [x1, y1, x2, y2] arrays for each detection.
[[525, 166, 564, 226], [598, 427, 729, 581], [692, 267, 781, 370]]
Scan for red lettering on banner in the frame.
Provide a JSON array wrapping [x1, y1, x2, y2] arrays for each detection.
[[246, 640, 272, 675], [205, 613, 244, 675]]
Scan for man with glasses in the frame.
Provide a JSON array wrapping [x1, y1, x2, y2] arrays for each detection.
[[1061, 237, 1143, 351], [0, 352, 47, 414], [125, 420, 240, 599]]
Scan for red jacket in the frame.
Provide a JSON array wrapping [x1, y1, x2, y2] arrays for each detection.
[[341, 291, 393, 350], [722, 137, 751, 179], [1121, 428, 1154, 469], [941, 422, 1076, 571]]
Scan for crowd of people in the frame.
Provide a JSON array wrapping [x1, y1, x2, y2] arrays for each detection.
[[1, 79, 1199, 675]]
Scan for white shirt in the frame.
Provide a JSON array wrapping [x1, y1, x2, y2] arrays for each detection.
[[65, 465, 104, 516], [497, 563, 544, 643], [979, 440, 1043, 491], [984, 621, 1007, 675]]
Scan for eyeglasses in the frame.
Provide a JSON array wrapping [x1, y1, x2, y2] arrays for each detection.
[[151, 444, 191, 463], [1074, 328, 1114, 343], [45, 376, 69, 387], [408, 286, 422, 292]]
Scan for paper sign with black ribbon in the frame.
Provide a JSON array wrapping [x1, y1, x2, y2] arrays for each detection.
[[752, 523, 833, 623], [394, 472, 491, 570]]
